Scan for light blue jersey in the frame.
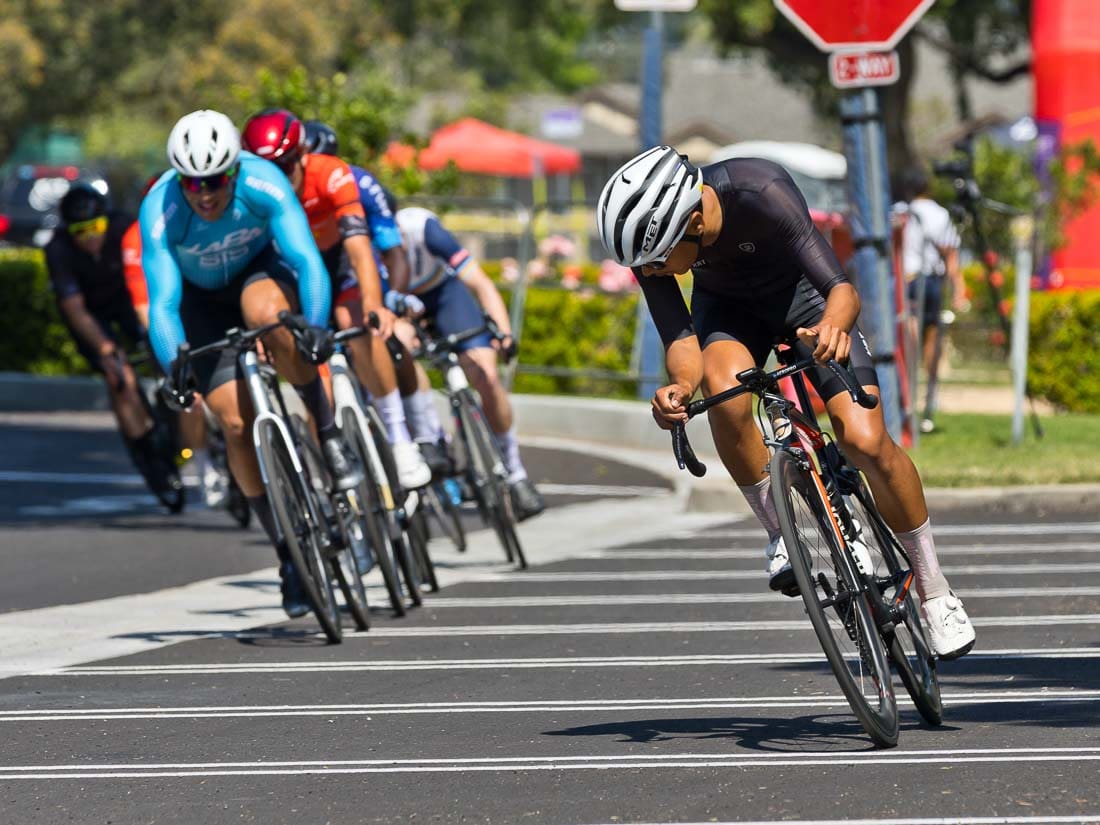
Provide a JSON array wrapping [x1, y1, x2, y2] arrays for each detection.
[[140, 152, 331, 371]]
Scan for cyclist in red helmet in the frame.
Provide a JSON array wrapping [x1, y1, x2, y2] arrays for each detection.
[[242, 109, 430, 489]]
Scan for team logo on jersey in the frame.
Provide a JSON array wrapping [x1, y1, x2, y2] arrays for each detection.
[[244, 175, 285, 202], [327, 168, 354, 194], [181, 227, 264, 268], [739, 242, 756, 253]]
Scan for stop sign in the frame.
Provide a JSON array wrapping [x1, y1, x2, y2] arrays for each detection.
[[774, 0, 935, 52]]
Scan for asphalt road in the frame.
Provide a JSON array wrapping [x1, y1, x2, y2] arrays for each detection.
[[1, 413, 1098, 824]]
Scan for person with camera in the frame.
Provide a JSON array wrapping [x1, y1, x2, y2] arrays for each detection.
[[897, 167, 967, 434]]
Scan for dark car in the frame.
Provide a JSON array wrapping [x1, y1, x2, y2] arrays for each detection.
[[0, 165, 109, 247]]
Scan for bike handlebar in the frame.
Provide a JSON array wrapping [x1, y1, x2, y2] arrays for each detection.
[[670, 357, 877, 477]]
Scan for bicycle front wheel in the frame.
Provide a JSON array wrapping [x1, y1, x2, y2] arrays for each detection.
[[848, 486, 943, 726], [771, 450, 898, 747], [344, 407, 406, 617], [407, 507, 440, 592], [257, 423, 342, 643], [457, 393, 527, 569]]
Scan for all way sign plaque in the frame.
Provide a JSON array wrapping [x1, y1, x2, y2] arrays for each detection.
[[829, 50, 901, 88]]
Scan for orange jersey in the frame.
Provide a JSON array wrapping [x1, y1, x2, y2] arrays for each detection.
[[121, 220, 147, 308], [299, 153, 365, 253]]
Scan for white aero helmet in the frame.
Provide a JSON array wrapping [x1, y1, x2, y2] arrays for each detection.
[[166, 110, 241, 177], [597, 145, 703, 268]]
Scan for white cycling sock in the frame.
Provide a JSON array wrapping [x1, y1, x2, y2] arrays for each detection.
[[375, 388, 412, 444], [495, 426, 526, 483], [896, 518, 950, 602], [404, 390, 444, 442], [738, 476, 781, 542]]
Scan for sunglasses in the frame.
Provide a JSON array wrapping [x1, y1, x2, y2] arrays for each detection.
[[68, 215, 108, 238], [178, 164, 239, 194]]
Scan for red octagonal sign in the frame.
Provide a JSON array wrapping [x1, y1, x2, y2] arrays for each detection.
[[775, 0, 936, 52]]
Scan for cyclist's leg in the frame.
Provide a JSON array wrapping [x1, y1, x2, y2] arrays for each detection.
[[810, 325, 974, 657], [395, 320, 447, 446]]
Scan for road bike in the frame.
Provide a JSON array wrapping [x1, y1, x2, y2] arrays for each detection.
[[671, 353, 942, 747], [413, 317, 526, 569], [173, 314, 370, 643]]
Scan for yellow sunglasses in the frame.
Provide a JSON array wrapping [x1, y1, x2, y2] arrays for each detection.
[[68, 215, 108, 238]]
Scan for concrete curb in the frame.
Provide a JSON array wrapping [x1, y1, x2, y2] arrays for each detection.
[[0, 372, 111, 412]]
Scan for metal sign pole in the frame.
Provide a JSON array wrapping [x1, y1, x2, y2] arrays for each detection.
[[1011, 217, 1035, 445], [840, 89, 903, 439]]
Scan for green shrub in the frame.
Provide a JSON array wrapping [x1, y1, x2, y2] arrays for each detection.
[[506, 286, 639, 398], [0, 248, 87, 375], [1028, 289, 1100, 412]]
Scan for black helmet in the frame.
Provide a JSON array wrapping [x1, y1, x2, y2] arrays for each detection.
[[303, 120, 339, 155], [59, 182, 108, 225]]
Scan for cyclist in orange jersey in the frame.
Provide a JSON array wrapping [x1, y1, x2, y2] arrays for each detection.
[[242, 109, 431, 490]]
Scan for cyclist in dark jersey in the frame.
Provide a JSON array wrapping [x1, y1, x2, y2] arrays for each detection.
[[45, 183, 153, 449], [597, 146, 974, 660]]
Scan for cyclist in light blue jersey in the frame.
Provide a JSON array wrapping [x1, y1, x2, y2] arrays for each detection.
[[141, 109, 363, 618]]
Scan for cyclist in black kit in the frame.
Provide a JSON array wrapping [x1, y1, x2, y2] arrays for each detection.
[[597, 146, 974, 660], [45, 184, 154, 450]]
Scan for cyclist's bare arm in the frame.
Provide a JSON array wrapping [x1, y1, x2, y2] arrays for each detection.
[[57, 293, 114, 358], [384, 246, 411, 293], [796, 282, 860, 364], [653, 335, 703, 430], [459, 262, 512, 336]]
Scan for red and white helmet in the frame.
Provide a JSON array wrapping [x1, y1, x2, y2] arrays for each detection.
[[241, 109, 305, 164]]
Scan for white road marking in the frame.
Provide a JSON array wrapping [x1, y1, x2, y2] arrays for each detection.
[[36, 646, 1100, 677], [600, 544, 1100, 559], [536, 483, 670, 497], [349, 614, 1100, 637], [475, 563, 1100, 582], [3, 747, 1100, 779], [587, 818, 1100, 825], [2, 688, 1097, 723], [677, 522, 1100, 539]]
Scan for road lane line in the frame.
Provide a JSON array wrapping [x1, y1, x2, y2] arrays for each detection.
[[599, 544, 1100, 559], [37, 646, 1100, 676], [586, 818, 1100, 825], [2, 689, 1097, 722], [3, 747, 1100, 779], [473, 563, 1100, 582], [675, 523, 1100, 539]]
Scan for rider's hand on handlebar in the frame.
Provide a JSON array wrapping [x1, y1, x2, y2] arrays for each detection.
[[492, 333, 517, 363], [383, 290, 425, 319], [652, 382, 694, 431], [796, 323, 851, 365], [161, 358, 196, 411], [295, 324, 335, 365], [365, 302, 396, 339]]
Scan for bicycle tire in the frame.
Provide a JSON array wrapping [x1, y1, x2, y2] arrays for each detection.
[[848, 486, 943, 726], [290, 415, 371, 632], [257, 422, 342, 643], [770, 449, 898, 747], [425, 483, 467, 553], [408, 508, 440, 592], [128, 395, 185, 513], [457, 393, 527, 569], [343, 408, 406, 617], [364, 405, 424, 607]]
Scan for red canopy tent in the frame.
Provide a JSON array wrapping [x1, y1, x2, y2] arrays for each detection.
[[384, 117, 581, 178]]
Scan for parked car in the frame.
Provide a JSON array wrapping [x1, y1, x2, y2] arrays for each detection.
[[0, 165, 109, 247]]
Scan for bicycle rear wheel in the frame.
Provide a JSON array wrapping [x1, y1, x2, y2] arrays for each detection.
[[771, 450, 898, 747], [257, 423, 342, 643], [457, 394, 526, 569], [343, 408, 406, 617], [425, 482, 467, 553], [407, 507, 440, 592], [847, 486, 943, 726]]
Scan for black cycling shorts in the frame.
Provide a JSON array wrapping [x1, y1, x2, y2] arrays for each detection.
[[65, 296, 146, 375], [180, 245, 298, 395], [907, 275, 944, 329], [690, 275, 878, 401]]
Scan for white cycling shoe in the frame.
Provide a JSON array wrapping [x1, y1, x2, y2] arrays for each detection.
[[766, 534, 874, 597], [392, 440, 432, 490], [200, 460, 228, 508], [921, 591, 976, 660], [766, 535, 797, 595]]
